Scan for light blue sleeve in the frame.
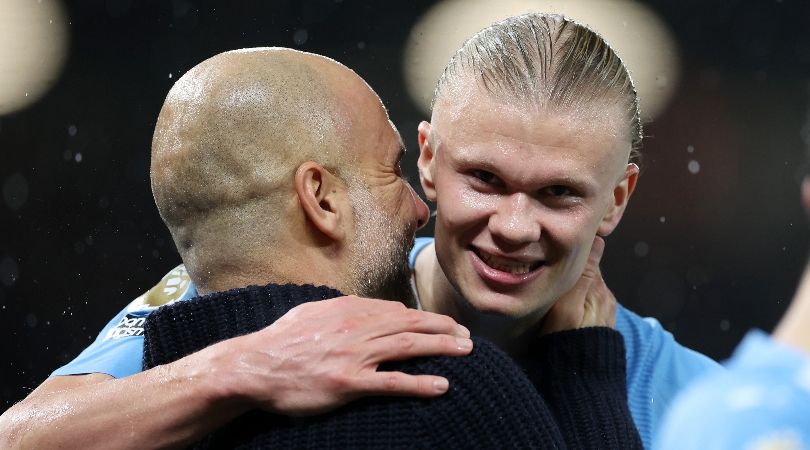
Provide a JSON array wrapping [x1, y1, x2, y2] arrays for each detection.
[[616, 304, 723, 450], [51, 307, 148, 378], [654, 331, 810, 450], [409, 237, 434, 269], [51, 265, 197, 379]]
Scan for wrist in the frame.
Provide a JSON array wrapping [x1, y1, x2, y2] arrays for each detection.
[[165, 347, 253, 418], [536, 327, 626, 382]]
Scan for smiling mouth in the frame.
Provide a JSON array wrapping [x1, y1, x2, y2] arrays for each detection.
[[474, 249, 544, 275]]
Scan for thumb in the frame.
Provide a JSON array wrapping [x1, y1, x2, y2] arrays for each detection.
[[580, 236, 605, 280]]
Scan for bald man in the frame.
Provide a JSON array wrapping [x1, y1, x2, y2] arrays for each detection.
[[0, 49, 464, 449], [0, 48, 641, 449]]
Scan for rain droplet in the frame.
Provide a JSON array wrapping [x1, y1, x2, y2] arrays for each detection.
[[68, 124, 77, 136], [3, 173, 29, 211], [659, 216, 666, 223], [0, 256, 19, 287], [357, 41, 366, 50], [75, 152, 82, 163], [719, 319, 730, 331], [633, 241, 649, 257], [688, 160, 701, 174], [293, 29, 308, 46], [168, 72, 173, 79], [687, 145, 694, 153], [63, 149, 72, 160]]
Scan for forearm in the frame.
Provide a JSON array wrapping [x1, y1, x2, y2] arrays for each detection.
[[0, 365, 245, 450], [530, 327, 643, 450]]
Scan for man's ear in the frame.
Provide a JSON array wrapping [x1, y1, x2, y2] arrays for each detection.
[[294, 161, 347, 242], [417, 121, 437, 202], [597, 163, 639, 237]]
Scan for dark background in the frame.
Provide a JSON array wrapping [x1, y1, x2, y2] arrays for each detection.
[[2, 0, 810, 409]]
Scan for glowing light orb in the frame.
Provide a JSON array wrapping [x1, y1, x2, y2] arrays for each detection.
[[0, 0, 69, 115], [404, 0, 679, 121]]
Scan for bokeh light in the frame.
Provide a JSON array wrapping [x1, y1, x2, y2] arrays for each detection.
[[0, 0, 69, 116], [403, 0, 680, 121]]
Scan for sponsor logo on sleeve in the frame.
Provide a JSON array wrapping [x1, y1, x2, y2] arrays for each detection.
[[103, 265, 193, 341], [105, 313, 147, 339], [125, 265, 192, 314]]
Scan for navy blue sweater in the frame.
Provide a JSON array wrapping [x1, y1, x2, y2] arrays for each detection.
[[143, 283, 641, 449]]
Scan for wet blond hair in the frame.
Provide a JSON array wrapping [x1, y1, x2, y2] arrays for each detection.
[[434, 13, 643, 162]]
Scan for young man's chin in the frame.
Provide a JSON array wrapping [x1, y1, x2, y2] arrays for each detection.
[[460, 289, 551, 320]]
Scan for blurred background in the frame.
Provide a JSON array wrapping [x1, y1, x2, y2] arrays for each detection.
[[2, 0, 810, 409]]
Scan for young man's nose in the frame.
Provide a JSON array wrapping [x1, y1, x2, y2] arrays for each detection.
[[488, 193, 541, 244]]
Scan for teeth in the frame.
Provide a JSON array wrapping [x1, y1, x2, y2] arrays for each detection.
[[478, 252, 538, 274]]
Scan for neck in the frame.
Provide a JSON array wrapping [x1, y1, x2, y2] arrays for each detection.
[[415, 242, 536, 357], [190, 245, 349, 296], [773, 262, 810, 356]]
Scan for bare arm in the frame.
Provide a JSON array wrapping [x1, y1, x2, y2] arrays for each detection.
[[0, 296, 472, 450]]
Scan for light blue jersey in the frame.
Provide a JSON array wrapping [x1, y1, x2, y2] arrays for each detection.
[[55, 237, 721, 448], [655, 331, 810, 450], [52, 265, 197, 378]]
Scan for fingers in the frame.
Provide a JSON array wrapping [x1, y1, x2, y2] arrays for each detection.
[[359, 372, 451, 398], [297, 296, 470, 338], [581, 236, 605, 280], [374, 308, 470, 338], [587, 274, 617, 328], [366, 332, 473, 363], [538, 236, 610, 334]]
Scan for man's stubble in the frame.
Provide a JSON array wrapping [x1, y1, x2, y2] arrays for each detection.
[[346, 178, 417, 308]]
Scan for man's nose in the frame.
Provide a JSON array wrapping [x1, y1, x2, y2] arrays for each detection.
[[488, 193, 541, 244], [408, 184, 430, 230]]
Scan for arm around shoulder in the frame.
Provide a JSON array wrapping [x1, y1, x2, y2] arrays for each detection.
[[0, 352, 250, 450]]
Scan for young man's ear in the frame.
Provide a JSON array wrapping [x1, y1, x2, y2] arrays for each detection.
[[294, 161, 348, 242], [417, 121, 438, 202], [597, 163, 639, 237]]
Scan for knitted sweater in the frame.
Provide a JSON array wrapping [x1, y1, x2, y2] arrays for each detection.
[[143, 283, 642, 449]]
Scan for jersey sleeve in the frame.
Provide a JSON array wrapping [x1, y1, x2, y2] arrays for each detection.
[[654, 331, 810, 450], [50, 264, 197, 379], [615, 304, 723, 449], [408, 236, 434, 269]]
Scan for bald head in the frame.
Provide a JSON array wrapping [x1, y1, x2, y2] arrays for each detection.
[[151, 47, 388, 293]]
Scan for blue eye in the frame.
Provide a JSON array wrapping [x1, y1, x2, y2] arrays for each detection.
[[471, 170, 498, 184], [544, 185, 573, 197]]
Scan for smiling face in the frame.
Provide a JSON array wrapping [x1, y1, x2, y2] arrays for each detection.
[[418, 86, 637, 328]]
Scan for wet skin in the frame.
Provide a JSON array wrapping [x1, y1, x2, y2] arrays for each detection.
[[417, 87, 638, 339]]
